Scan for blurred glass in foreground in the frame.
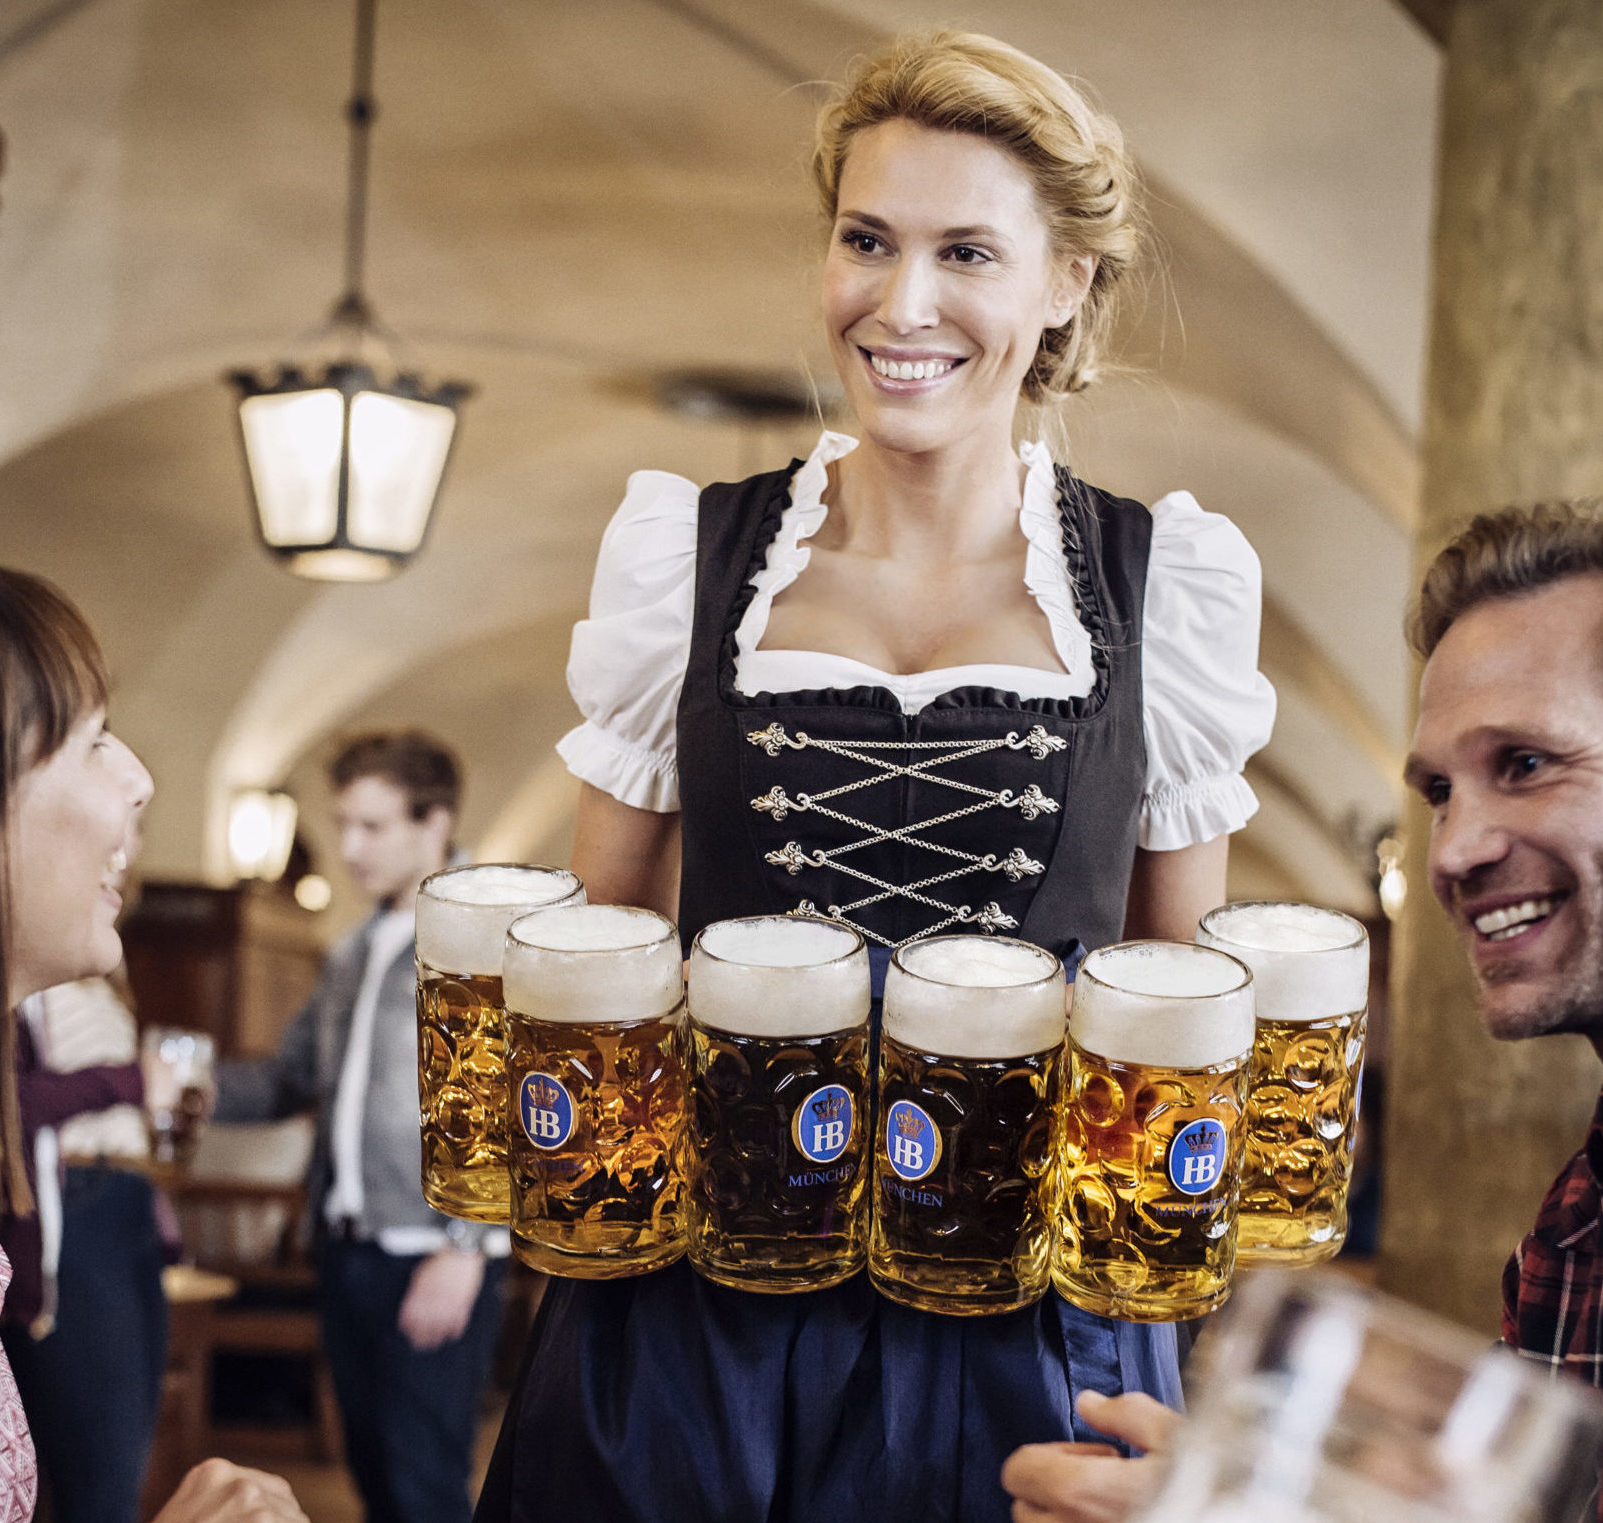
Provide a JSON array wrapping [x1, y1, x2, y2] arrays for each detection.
[[1132, 1271, 1603, 1523]]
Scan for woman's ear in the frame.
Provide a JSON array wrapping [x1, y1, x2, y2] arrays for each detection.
[[1046, 253, 1098, 329]]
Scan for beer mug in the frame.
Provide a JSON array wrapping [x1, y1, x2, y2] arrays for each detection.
[[141, 1027, 215, 1166], [1054, 940, 1254, 1322], [503, 904, 688, 1278], [414, 864, 584, 1222], [1130, 1270, 1603, 1523], [869, 935, 1066, 1317], [1197, 902, 1369, 1265], [686, 916, 871, 1293]]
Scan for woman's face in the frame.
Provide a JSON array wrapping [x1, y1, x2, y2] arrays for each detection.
[[821, 118, 1091, 458], [8, 708, 152, 1005]]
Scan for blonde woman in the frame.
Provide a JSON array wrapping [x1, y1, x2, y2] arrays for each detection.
[[479, 32, 1272, 1523]]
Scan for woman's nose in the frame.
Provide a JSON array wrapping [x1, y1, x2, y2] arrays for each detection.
[[876, 256, 939, 333], [118, 737, 154, 811]]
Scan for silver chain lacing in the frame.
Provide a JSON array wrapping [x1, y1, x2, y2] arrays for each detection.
[[745, 722, 1067, 948]]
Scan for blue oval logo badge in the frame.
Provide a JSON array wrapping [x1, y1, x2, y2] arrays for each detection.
[[793, 1083, 853, 1164], [520, 1072, 575, 1151], [885, 1099, 941, 1183], [1168, 1117, 1227, 1196]]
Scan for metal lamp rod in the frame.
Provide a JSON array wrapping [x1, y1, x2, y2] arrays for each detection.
[[332, 0, 378, 331]]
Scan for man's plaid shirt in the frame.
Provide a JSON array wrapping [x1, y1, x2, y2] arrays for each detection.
[[1502, 1089, 1603, 1384]]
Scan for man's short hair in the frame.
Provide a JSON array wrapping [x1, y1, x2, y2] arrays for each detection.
[[328, 730, 462, 821], [1410, 499, 1603, 658]]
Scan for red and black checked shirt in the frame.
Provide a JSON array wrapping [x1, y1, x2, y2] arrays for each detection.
[[1503, 1089, 1603, 1384]]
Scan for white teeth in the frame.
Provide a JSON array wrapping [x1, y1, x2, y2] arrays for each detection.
[[870, 354, 955, 382], [1474, 897, 1557, 938]]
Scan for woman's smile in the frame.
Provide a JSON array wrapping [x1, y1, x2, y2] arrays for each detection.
[[861, 347, 966, 388]]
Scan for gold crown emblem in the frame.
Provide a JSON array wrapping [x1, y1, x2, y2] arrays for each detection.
[[811, 1091, 847, 1122], [529, 1076, 562, 1110], [894, 1106, 925, 1139]]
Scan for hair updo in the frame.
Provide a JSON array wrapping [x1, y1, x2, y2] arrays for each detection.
[[812, 30, 1141, 403]]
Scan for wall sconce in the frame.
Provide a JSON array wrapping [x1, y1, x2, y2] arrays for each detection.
[[1377, 835, 1407, 921], [228, 790, 298, 882]]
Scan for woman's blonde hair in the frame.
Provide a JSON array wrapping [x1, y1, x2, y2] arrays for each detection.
[[812, 30, 1141, 404]]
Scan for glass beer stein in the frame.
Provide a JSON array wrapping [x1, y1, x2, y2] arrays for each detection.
[[869, 935, 1066, 1317], [1054, 940, 1255, 1322], [503, 904, 688, 1278], [686, 915, 871, 1293], [141, 1027, 215, 1166], [414, 864, 584, 1222], [1130, 1270, 1603, 1523], [1197, 902, 1369, 1265]]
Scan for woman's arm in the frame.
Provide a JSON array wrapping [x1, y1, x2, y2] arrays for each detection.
[[1121, 836, 1228, 943], [570, 782, 682, 916]]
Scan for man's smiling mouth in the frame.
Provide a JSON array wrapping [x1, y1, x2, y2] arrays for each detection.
[[1473, 896, 1564, 941]]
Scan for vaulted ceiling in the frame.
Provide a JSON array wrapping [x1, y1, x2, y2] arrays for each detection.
[[0, 0, 1440, 929]]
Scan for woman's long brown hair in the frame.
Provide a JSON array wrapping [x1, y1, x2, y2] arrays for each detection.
[[0, 569, 111, 1218]]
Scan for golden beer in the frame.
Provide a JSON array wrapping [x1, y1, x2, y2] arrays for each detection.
[[686, 917, 871, 1293], [1054, 941, 1254, 1322], [504, 904, 688, 1278], [1197, 902, 1369, 1265], [415, 864, 584, 1222], [869, 936, 1065, 1317]]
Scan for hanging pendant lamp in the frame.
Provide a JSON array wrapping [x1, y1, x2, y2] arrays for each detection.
[[229, 0, 471, 581]]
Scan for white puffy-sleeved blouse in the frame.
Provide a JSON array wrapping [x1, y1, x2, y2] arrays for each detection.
[[558, 432, 1276, 852]]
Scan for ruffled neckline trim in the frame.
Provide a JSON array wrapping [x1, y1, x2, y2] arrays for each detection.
[[731, 431, 1092, 688]]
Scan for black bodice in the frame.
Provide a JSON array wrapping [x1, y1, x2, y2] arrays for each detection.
[[676, 461, 1154, 966]]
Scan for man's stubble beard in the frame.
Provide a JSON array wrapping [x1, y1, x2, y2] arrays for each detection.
[[1480, 865, 1603, 1043]]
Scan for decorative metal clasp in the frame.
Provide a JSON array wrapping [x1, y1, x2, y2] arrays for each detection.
[[1005, 725, 1068, 760], [765, 841, 822, 876], [998, 784, 1058, 822], [751, 785, 810, 821], [996, 847, 1045, 882], [969, 902, 1018, 933], [747, 722, 808, 756]]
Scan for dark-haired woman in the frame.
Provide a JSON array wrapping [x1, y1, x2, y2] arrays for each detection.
[[0, 566, 310, 1523]]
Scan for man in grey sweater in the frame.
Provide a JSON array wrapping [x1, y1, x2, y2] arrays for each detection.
[[216, 731, 505, 1523]]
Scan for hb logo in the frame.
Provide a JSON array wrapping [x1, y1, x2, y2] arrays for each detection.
[[520, 1072, 576, 1151], [793, 1084, 854, 1164], [885, 1099, 942, 1183], [1168, 1117, 1228, 1196]]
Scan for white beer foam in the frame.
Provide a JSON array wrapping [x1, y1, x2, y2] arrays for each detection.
[[503, 904, 683, 1024], [1071, 941, 1255, 1068], [415, 864, 583, 977], [690, 917, 870, 1037], [884, 936, 1065, 1060], [1197, 903, 1369, 1023]]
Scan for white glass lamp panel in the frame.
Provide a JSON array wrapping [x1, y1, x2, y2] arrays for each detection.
[[238, 390, 344, 546], [347, 392, 456, 553], [228, 790, 298, 880]]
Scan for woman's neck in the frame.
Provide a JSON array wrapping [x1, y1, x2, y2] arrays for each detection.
[[825, 427, 1026, 565]]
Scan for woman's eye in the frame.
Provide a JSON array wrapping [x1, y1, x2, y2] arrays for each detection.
[[946, 244, 991, 265], [840, 230, 882, 255], [1424, 778, 1450, 808]]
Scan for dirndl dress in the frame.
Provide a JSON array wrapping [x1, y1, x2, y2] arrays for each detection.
[[475, 460, 1185, 1523]]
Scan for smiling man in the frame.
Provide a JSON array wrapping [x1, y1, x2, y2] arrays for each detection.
[[1404, 500, 1603, 1385], [1004, 502, 1603, 1523]]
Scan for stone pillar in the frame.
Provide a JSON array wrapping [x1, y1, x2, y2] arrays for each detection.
[[1379, 0, 1603, 1334]]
